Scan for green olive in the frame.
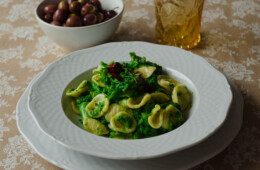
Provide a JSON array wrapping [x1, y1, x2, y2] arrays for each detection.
[[69, 13, 77, 17], [58, 0, 69, 11]]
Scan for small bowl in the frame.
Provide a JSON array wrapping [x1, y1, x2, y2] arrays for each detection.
[[35, 0, 124, 51]]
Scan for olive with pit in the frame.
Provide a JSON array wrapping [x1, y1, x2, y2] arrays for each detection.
[[90, 0, 102, 11], [43, 5, 57, 15], [69, 1, 81, 14], [44, 14, 53, 23], [78, 0, 89, 6], [58, 0, 69, 11], [96, 12, 104, 23], [83, 14, 97, 26], [69, 13, 77, 17], [105, 10, 117, 18], [51, 20, 62, 26], [65, 16, 83, 27], [68, 0, 77, 4], [53, 8, 68, 23], [81, 4, 96, 16]]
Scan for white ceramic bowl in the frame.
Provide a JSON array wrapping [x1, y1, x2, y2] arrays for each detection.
[[28, 42, 232, 160], [18, 72, 243, 170], [35, 0, 124, 51]]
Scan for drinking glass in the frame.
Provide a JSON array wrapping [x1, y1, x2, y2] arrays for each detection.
[[154, 0, 205, 49]]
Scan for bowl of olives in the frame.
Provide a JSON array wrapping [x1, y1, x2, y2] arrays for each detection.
[[35, 0, 124, 51]]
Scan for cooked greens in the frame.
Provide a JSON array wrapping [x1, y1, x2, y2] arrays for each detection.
[[66, 52, 191, 139]]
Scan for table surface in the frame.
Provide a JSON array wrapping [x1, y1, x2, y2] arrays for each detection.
[[0, 0, 259, 169]]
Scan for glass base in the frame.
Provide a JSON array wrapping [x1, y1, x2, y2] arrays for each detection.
[[157, 33, 201, 50]]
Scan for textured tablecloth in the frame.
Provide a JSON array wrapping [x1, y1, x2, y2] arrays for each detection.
[[0, 0, 259, 169]]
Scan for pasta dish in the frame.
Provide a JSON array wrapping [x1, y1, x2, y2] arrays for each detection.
[[66, 52, 191, 139]]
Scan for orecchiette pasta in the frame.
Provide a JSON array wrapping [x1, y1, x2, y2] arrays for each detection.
[[162, 105, 180, 130], [151, 92, 170, 103], [109, 112, 137, 133], [172, 84, 190, 111], [86, 93, 109, 118], [127, 93, 151, 109], [118, 99, 128, 108], [83, 117, 109, 135], [92, 64, 104, 73], [134, 66, 156, 79], [92, 74, 105, 87], [157, 75, 180, 94], [148, 105, 164, 129], [66, 80, 91, 97], [105, 103, 132, 122], [71, 101, 80, 115]]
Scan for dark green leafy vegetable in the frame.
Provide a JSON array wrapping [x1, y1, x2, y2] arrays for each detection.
[[172, 110, 184, 127], [169, 83, 175, 88], [109, 130, 133, 138], [88, 101, 104, 117], [79, 102, 89, 120], [76, 93, 92, 105], [116, 114, 133, 129]]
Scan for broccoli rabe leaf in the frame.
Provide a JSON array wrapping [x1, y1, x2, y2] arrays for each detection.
[[76, 94, 92, 105], [109, 130, 133, 138], [172, 111, 184, 128], [116, 114, 133, 129], [133, 112, 159, 139], [89, 83, 102, 98], [169, 83, 175, 88], [98, 116, 108, 125], [132, 101, 166, 139], [145, 74, 160, 90], [79, 102, 89, 120], [128, 52, 162, 71], [88, 102, 104, 117]]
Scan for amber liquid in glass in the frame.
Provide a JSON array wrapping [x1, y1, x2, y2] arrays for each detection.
[[155, 0, 204, 49]]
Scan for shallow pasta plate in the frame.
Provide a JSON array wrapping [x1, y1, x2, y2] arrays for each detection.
[[28, 42, 232, 160], [17, 72, 243, 170]]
